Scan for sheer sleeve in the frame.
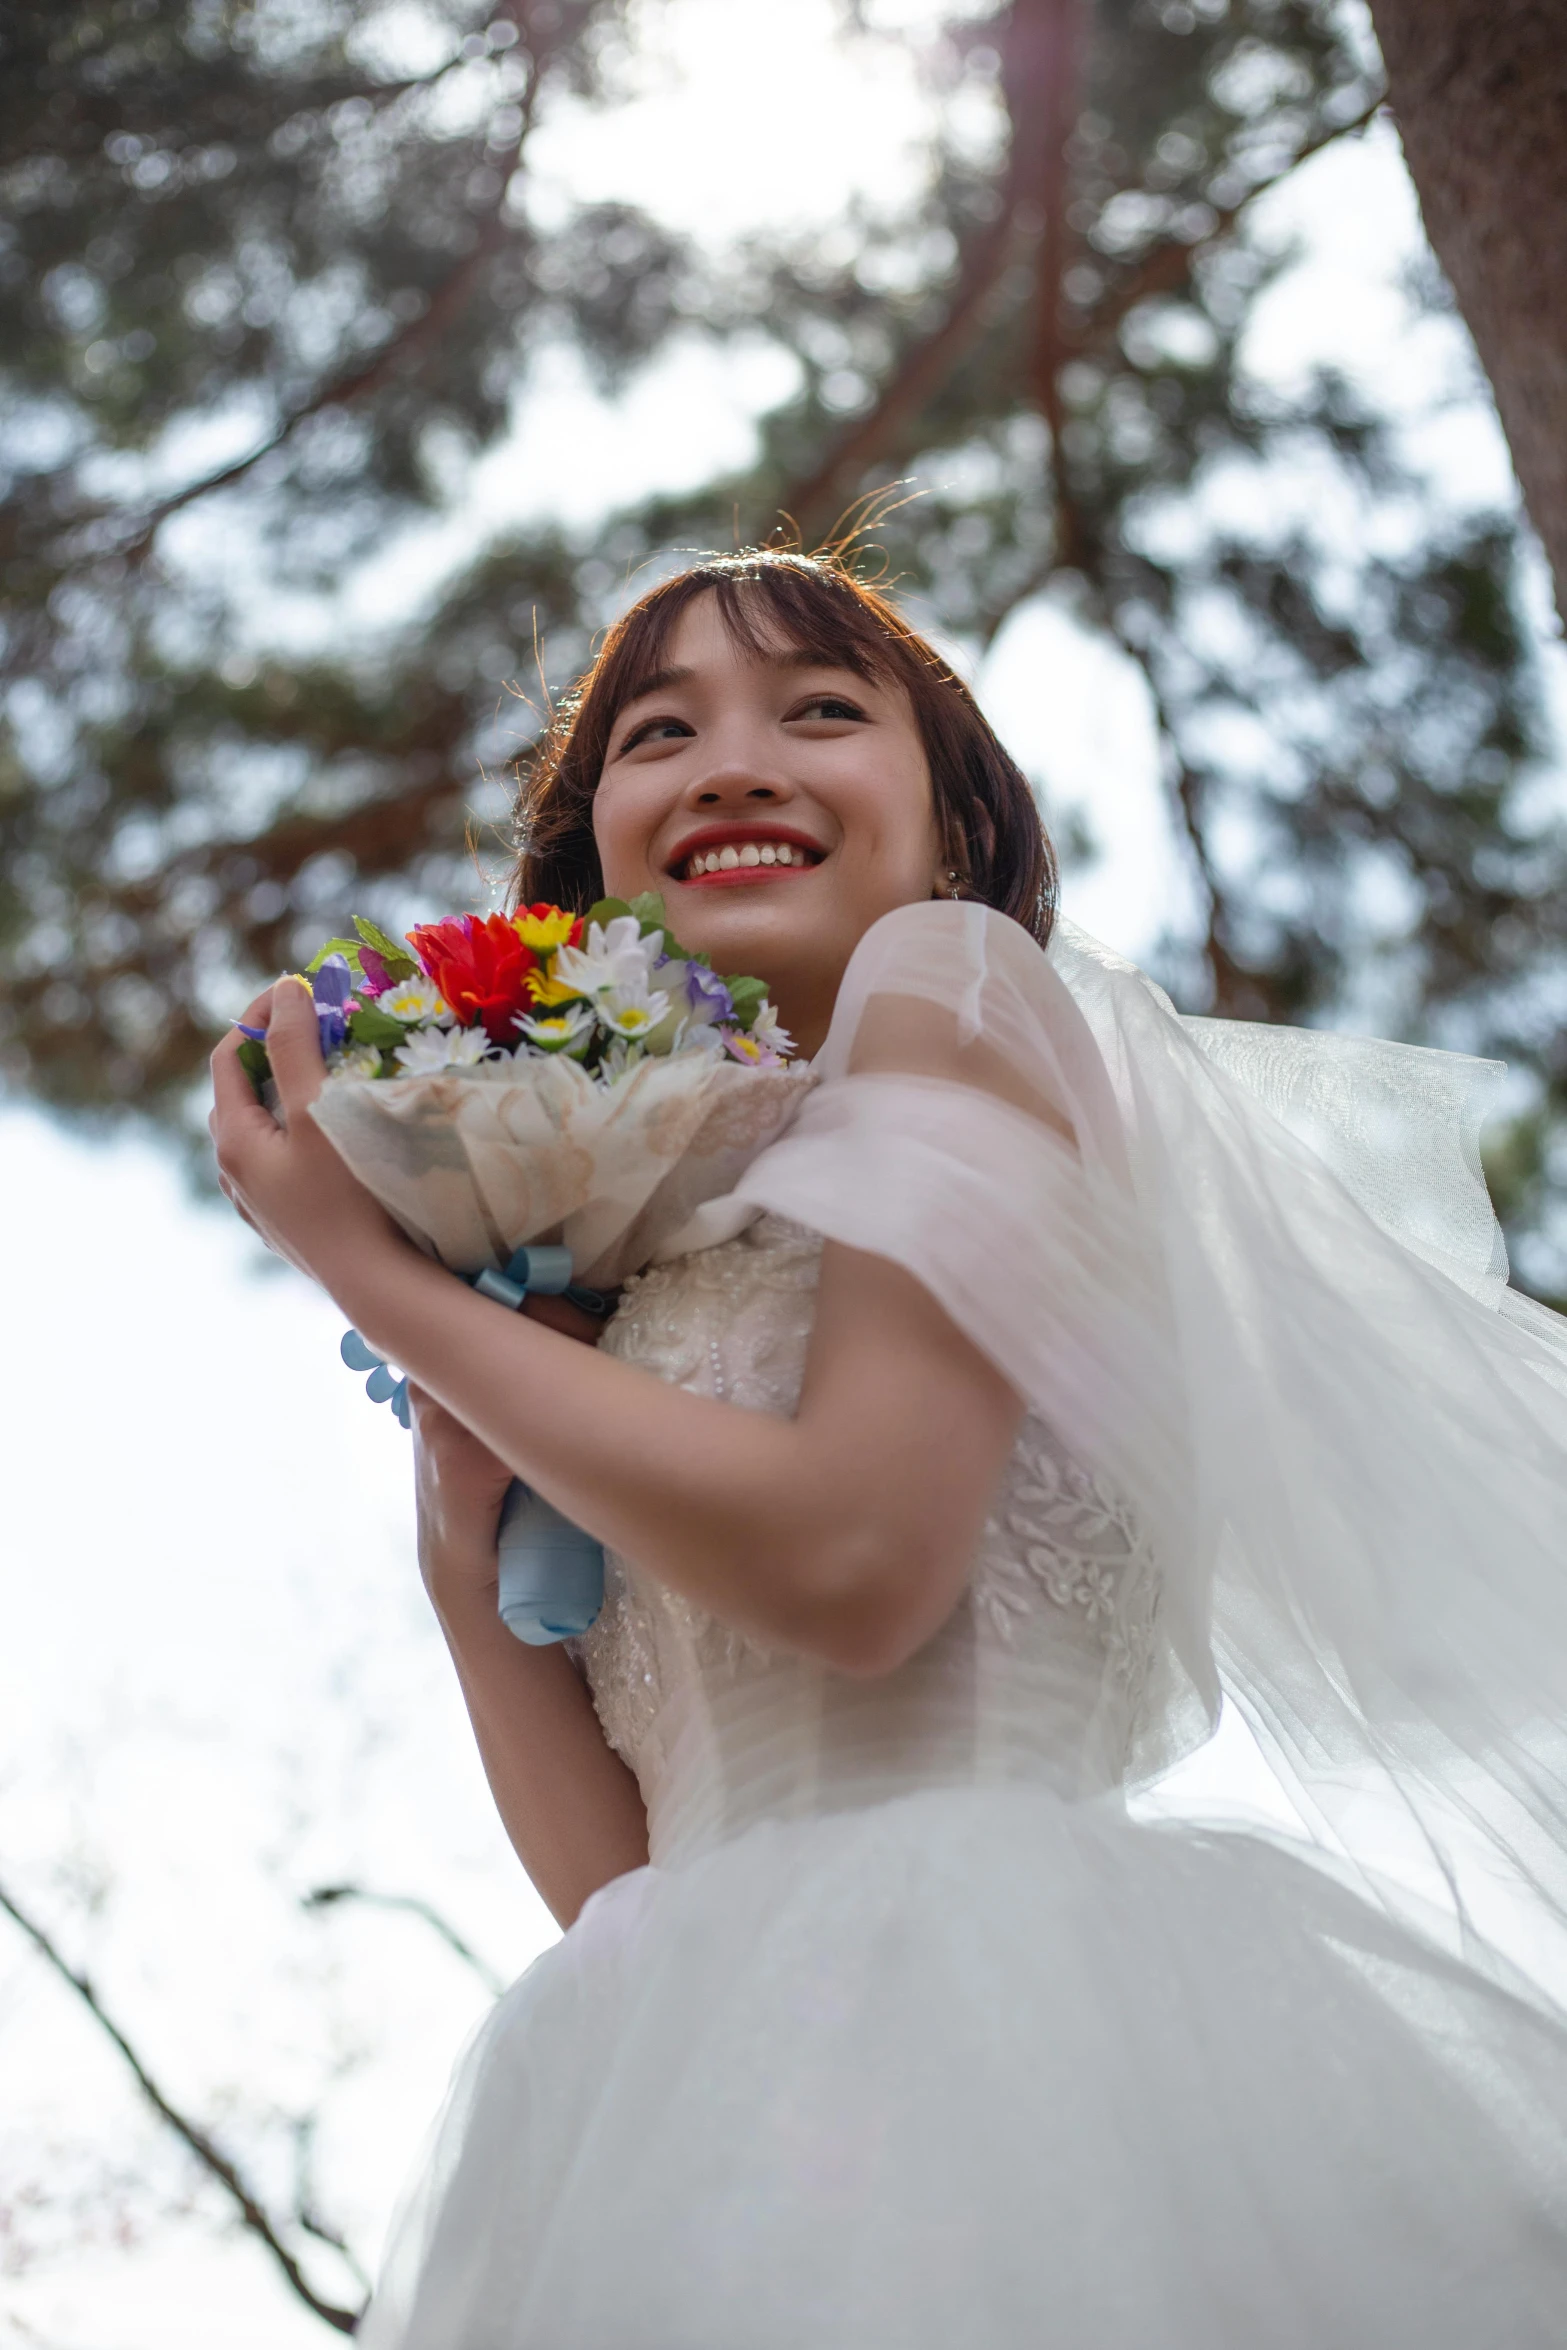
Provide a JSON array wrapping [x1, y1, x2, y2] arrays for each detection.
[[736, 899, 1567, 2005]]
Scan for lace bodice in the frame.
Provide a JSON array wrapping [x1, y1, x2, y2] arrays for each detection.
[[574, 1215, 1160, 1865]]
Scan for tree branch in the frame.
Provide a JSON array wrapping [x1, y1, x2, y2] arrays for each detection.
[[783, 0, 1077, 541], [782, 209, 1024, 544], [1071, 90, 1386, 361], [1017, 0, 1088, 447], [780, 65, 1384, 544], [1108, 619, 1281, 1018], [0, 1875, 365, 2335], [304, 1883, 509, 1999], [117, 218, 516, 565], [112, 0, 588, 564]]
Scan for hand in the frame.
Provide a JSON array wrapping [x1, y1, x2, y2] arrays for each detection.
[[210, 974, 405, 1301], [411, 1299, 606, 1618], [410, 1386, 516, 1614]]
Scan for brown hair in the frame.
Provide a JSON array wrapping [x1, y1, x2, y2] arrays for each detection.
[[508, 549, 1057, 944]]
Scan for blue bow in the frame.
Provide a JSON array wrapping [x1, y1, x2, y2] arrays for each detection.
[[339, 1247, 616, 1427]]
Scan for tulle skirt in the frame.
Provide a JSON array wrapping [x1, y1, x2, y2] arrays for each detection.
[[361, 1784, 1567, 2348]]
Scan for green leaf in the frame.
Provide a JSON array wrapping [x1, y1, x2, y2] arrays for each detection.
[[726, 975, 768, 1028], [348, 1003, 408, 1048], [352, 914, 417, 976], [305, 936, 364, 978], [627, 889, 668, 936], [585, 896, 633, 931], [237, 1035, 271, 1096]]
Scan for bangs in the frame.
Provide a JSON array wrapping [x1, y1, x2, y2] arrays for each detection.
[[603, 559, 892, 732]]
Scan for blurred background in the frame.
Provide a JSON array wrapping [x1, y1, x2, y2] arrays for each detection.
[[3, 0, 1564, 2337]]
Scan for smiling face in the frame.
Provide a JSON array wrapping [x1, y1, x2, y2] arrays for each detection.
[[591, 593, 943, 1055]]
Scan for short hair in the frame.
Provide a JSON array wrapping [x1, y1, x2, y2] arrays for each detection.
[[508, 548, 1057, 945]]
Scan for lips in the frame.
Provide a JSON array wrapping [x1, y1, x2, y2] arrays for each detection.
[[667, 827, 826, 885]]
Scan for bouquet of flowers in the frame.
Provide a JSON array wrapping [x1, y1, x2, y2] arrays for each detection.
[[238, 891, 810, 1643]]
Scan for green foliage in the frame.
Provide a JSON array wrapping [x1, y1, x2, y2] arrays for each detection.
[[235, 1030, 269, 1093], [352, 914, 416, 975], [726, 974, 768, 1030], [583, 896, 633, 931], [303, 935, 366, 977], [626, 890, 669, 934], [1, 0, 1563, 1289], [345, 999, 406, 1047]]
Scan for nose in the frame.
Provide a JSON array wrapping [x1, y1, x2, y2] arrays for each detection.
[[683, 719, 796, 811], [685, 763, 792, 811]]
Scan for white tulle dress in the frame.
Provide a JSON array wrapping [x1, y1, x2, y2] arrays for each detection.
[[361, 905, 1567, 2348]]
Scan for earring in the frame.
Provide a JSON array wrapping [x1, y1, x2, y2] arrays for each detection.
[[946, 869, 963, 901]]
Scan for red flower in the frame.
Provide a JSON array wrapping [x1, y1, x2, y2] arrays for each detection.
[[408, 913, 541, 1043]]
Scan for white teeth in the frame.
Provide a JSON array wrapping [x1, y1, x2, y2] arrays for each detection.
[[683, 840, 815, 876]]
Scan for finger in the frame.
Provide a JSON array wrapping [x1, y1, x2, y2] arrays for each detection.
[[265, 971, 327, 1120], [215, 1169, 260, 1232], [407, 1383, 456, 1439], [211, 1021, 281, 1143], [211, 980, 276, 1101], [525, 1293, 608, 1347], [235, 980, 279, 1030]]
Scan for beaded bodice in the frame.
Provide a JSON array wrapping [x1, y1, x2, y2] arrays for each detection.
[[574, 1215, 1160, 1865]]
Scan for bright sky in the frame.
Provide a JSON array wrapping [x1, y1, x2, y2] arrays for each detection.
[[4, 4, 1561, 2341]]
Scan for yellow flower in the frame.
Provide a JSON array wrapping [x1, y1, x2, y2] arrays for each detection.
[[525, 966, 588, 1007], [513, 906, 582, 952]]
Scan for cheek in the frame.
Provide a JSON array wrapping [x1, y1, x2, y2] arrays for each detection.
[[839, 748, 936, 885], [590, 776, 651, 886]]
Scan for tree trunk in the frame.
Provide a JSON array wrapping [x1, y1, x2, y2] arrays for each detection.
[[1368, 1, 1567, 621]]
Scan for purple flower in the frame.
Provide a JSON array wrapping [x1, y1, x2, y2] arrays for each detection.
[[684, 963, 734, 1025], [312, 953, 355, 1055], [357, 947, 393, 995]]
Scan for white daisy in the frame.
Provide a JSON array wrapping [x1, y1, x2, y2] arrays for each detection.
[[750, 1000, 795, 1055], [326, 1043, 385, 1081], [378, 976, 450, 1024], [596, 980, 671, 1041], [517, 1002, 596, 1055], [393, 1023, 493, 1074], [551, 916, 662, 1000]]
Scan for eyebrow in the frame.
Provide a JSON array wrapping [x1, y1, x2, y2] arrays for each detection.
[[615, 646, 861, 717]]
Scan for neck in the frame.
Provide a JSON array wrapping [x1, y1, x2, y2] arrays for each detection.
[[761, 953, 847, 1066]]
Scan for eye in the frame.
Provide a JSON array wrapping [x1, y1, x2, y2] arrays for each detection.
[[789, 692, 868, 723], [617, 714, 695, 754]]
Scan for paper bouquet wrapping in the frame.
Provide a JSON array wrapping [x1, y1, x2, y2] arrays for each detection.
[[309, 1042, 811, 1291]]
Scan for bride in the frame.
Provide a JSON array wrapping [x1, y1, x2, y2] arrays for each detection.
[[212, 550, 1567, 2346]]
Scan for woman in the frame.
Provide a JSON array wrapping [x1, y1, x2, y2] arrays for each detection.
[[212, 552, 1567, 2347]]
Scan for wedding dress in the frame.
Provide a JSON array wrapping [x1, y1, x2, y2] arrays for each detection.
[[361, 905, 1567, 2348]]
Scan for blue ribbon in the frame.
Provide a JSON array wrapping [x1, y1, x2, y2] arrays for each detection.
[[339, 1249, 616, 1425], [339, 1326, 413, 1425], [465, 1243, 617, 1322]]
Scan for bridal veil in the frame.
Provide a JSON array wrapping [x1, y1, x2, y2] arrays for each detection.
[[737, 899, 1567, 2006]]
